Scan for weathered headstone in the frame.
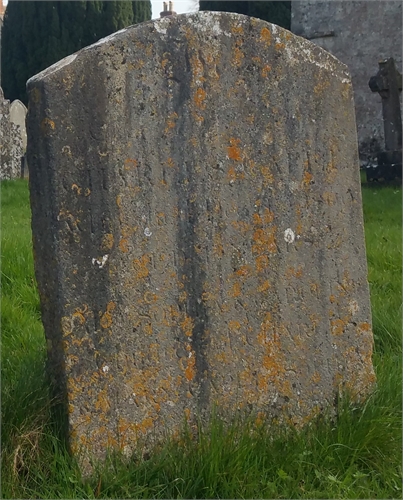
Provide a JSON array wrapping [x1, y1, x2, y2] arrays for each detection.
[[27, 12, 375, 467], [0, 87, 24, 180], [10, 99, 28, 150], [368, 57, 402, 181]]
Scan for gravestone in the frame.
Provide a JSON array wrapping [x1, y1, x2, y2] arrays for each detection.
[[0, 87, 23, 180], [368, 58, 402, 181], [27, 12, 375, 468], [10, 99, 28, 150]]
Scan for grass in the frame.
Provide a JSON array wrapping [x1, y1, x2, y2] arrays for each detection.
[[1, 179, 402, 499]]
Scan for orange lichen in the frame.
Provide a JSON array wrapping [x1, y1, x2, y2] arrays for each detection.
[[257, 280, 271, 292], [260, 27, 272, 45], [228, 320, 241, 331], [133, 254, 150, 280], [181, 315, 194, 337], [102, 233, 114, 251], [227, 138, 242, 161], [252, 228, 277, 255], [184, 353, 196, 381], [124, 158, 137, 170], [119, 238, 129, 253], [255, 254, 269, 272], [229, 282, 241, 298], [302, 171, 313, 187], [260, 166, 274, 186], [194, 88, 206, 109], [233, 46, 244, 67], [261, 65, 271, 78], [100, 302, 115, 329]]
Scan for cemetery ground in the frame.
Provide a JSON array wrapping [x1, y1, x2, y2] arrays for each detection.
[[1, 179, 401, 499]]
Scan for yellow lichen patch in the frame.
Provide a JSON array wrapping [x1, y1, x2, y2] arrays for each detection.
[[133, 254, 150, 280], [257, 280, 271, 293], [232, 46, 244, 67], [61, 316, 73, 336], [227, 138, 242, 161], [144, 291, 158, 304], [275, 42, 285, 50], [229, 282, 241, 298], [311, 371, 321, 384], [285, 266, 303, 279], [119, 238, 129, 253], [260, 27, 272, 45], [213, 233, 224, 257], [322, 192, 336, 205], [167, 157, 175, 168], [124, 158, 137, 170], [71, 183, 82, 195], [164, 112, 178, 133], [260, 166, 274, 186], [100, 302, 116, 329], [72, 304, 88, 325], [95, 388, 110, 412], [181, 315, 194, 337], [228, 320, 241, 331], [302, 171, 313, 187], [313, 77, 330, 95], [231, 24, 244, 35], [252, 228, 277, 254], [185, 353, 196, 381], [261, 65, 271, 78], [231, 220, 251, 234], [102, 233, 114, 251], [235, 265, 252, 278], [194, 88, 207, 110], [41, 117, 56, 132], [357, 322, 372, 334], [255, 254, 269, 273], [330, 318, 346, 336]]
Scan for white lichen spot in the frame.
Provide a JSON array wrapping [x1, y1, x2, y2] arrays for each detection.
[[289, 180, 299, 192], [348, 299, 359, 316], [102, 365, 109, 373], [167, 400, 175, 407], [92, 254, 109, 269], [284, 228, 295, 244], [144, 227, 152, 237]]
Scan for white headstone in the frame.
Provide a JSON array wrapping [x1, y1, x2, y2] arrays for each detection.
[[10, 99, 27, 149]]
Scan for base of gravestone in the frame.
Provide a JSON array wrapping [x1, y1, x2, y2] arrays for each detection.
[[366, 149, 402, 182]]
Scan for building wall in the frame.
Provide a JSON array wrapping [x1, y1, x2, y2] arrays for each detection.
[[291, 1, 402, 166]]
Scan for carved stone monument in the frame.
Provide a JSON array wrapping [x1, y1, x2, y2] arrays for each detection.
[[27, 12, 375, 469]]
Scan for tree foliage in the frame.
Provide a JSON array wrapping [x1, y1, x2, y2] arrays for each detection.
[[199, 1, 291, 30], [1, 0, 151, 104]]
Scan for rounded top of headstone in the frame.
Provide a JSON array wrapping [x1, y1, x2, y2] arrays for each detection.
[[10, 99, 27, 113], [27, 11, 349, 88]]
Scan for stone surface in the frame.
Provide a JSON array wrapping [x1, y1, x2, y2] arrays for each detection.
[[0, 87, 24, 180], [291, 0, 402, 167], [10, 99, 28, 150], [27, 12, 375, 465]]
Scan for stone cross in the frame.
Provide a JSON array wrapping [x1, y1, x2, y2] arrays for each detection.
[[369, 57, 402, 151], [27, 12, 375, 472]]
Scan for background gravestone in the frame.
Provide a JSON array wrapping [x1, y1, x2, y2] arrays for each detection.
[[0, 87, 23, 180], [10, 99, 27, 150], [27, 12, 375, 465]]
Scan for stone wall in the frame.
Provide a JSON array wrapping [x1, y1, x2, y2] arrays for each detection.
[[291, 0, 402, 167]]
